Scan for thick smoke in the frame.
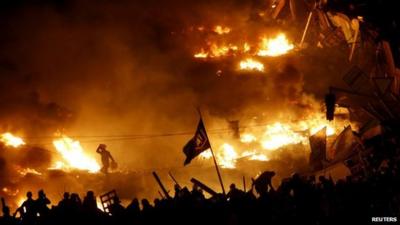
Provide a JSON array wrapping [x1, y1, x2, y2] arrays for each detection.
[[0, 0, 355, 205]]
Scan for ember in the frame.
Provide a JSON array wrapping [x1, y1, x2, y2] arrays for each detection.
[[213, 25, 231, 35]]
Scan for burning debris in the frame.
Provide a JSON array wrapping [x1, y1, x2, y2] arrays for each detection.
[[256, 34, 294, 57], [1, 0, 400, 223], [193, 32, 294, 61], [238, 58, 264, 72], [0, 133, 25, 148]]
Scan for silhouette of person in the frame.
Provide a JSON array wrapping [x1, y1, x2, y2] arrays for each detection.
[[96, 144, 116, 174], [227, 183, 245, 201], [141, 199, 152, 212], [191, 184, 205, 201], [82, 191, 98, 214], [57, 192, 70, 210], [126, 198, 140, 217], [110, 196, 124, 214], [70, 193, 82, 208], [36, 190, 50, 219], [1, 198, 17, 225], [15, 191, 36, 224], [253, 171, 276, 196]]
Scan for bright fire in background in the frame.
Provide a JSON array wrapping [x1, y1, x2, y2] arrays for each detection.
[[52, 135, 100, 173], [200, 111, 352, 169], [239, 58, 265, 72], [0, 132, 25, 147], [260, 122, 305, 150], [193, 26, 294, 59], [257, 33, 294, 57], [194, 43, 239, 58]]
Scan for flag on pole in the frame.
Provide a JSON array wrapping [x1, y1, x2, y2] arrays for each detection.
[[183, 118, 211, 165], [328, 125, 361, 162], [309, 127, 327, 171]]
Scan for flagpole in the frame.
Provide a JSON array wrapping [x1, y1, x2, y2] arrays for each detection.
[[197, 108, 226, 196]]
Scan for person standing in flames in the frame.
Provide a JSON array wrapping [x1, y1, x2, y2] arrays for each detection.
[[96, 144, 117, 174]]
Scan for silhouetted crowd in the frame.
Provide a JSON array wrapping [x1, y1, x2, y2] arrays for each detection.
[[1, 158, 399, 225]]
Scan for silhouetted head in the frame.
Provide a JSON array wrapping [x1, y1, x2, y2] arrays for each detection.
[[26, 191, 33, 199], [230, 183, 236, 190], [71, 193, 80, 202], [86, 191, 94, 199], [63, 192, 70, 199], [130, 198, 139, 206], [141, 199, 150, 207], [38, 190, 45, 198], [174, 184, 180, 192]]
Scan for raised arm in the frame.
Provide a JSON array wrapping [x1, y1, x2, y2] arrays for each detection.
[[96, 146, 102, 153]]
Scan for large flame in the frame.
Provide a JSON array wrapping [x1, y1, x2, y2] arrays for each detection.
[[260, 122, 305, 150], [239, 58, 265, 72], [257, 33, 294, 57], [217, 143, 238, 169], [0, 132, 25, 147], [193, 29, 294, 60], [199, 111, 352, 169], [52, 135, 100, 173]]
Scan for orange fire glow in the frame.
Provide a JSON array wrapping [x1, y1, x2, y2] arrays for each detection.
[[0, 132, 25, 147], [52, 135, 100, 173], [260, 122, 305, 150], [193, 28, 294, 60], [257, 33, 294, 57], [17, 167, 42, 176], [199, 111, 352, 169], [194, 43, 239, 58], [2, 187, 20, 196], [239, 58, 265, 72], [194, 49, 208, 58], [213, 25, 231, 35]]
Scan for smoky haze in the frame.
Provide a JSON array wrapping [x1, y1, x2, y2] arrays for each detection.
[[1, 0, 355, 204]]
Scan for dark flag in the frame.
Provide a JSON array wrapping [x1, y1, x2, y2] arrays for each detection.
[[328, 125, 361, 163], [309, 127, 326, 171], [183, 118, 211, 165]]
